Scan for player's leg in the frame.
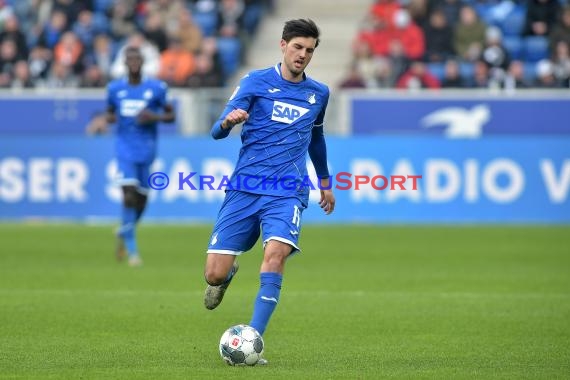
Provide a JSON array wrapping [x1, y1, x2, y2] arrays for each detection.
[[115, 160, 142, 265], [134, 163, 150, 222], [204, 191, 261, 310], [249, 197, 305, 336]]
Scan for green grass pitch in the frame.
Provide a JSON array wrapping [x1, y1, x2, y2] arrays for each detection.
[[0, 224, 569, 379]]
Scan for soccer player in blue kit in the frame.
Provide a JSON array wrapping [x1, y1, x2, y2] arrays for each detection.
[[106, 46, 175, 266], [203, 19, 335, 362]]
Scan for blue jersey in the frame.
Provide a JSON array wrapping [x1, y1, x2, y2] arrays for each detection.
[[219, 63, 330, 203], [107, 78, 168, 163]]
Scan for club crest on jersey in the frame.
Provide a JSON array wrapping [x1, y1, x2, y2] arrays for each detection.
[[307, 93, 316, 104], [271, 101, 309, 124]]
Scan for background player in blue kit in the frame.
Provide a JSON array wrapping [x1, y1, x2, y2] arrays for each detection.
[[106, 46, 175, 267], [203, 19, 335, 361]]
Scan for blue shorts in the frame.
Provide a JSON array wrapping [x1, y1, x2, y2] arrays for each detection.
[[207, 191, 306, 255], [115, 160, 151, 194]]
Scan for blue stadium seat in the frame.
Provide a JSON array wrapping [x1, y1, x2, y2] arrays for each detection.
[[523, 36, 549, 62], [523, 61, 537, 83], [217, 37, 242, 78], [192, 11, 218, 37], [459, 62, 475, 78], [499, 5, 526, 37], [503, 36, 523, 60], [426, 62, 445, 81]]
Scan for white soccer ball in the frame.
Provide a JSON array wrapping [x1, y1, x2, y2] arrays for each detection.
[[219, 324, 264, 366]]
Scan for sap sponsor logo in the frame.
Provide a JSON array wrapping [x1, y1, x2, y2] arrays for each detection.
[[271, 101, 309, 124], [120, 99, 147, 117], [421, 104, 490, 138], [0, 157, 88, 202], [344, 158, 570, 204]]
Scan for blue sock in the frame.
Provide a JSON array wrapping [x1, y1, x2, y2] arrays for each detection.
[[250, 272, 282, 336], [119, 207, 138, 257]]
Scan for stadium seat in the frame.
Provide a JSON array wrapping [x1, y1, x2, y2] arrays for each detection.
[[426, 62, 445, 81], [503, 36, 523, 60], [499, 5, 526, 37], [523, 36, 549, 63], [217, 37, 242, 79], [523, 61, 537, 83], [192, 11, 218, 37], [459, 62, 475, 79]]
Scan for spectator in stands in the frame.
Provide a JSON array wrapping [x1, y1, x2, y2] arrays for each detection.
[[80, 64, 106, 87], [86, 34, 113, 80], [404, 0, 428, 28], [503, 60, 531, 90], [386, 39, 409, 83], [110, 33, 160, 79], [481, 26, 510, 86], [27, 45, 52, 86], [369, 0, 400, 27], [0, 38, 19, 86], [441, 59, 466, 88], [0, 15, 29, 59], [72, 9, 105, 50], [422, 8, 455, 63], [143, 11, 169, 52], [187, 51, 224, 87], [199, 36, 225, 84], [468, 59, 491, 88], [45, 60, 79, 88], [108, 0, 137, 42], [0, 0, 14, 30], [338, 63, 367, 89], [524, 0, 560, 37], [217, 0, 245, 38], [352, 41, 378, 87], [373, 56, 396, 88], [551, 40, 570, 87], [533, 59, 563, 87], [11, 60, 34, 89], [36, 10, 68, 50], [396, 60, 440, 89], [173, 8, 203, 54], [431, 0, 462, 28], [391, 9, 425, 61], [52, 0, 92, 26], [454, 5, 486, 62], [549, 6, 570, 52], [158, 37, 196, 86], [53, 31, 84, 76]]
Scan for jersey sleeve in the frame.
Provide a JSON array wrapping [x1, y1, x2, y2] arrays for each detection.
[[211, 74, 256, 139], [314, 85, 330, 127]]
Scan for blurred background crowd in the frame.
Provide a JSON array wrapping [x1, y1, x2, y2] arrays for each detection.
[[0, 0, 273, 89], [340, 0, 570, 90], [0, 0, 568, 91]]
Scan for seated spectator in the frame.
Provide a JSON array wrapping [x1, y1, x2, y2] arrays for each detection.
[[373, 56, 396, 88], [369, 0, 400, 27], [431, 0, 462, 28], [352, 41, 378, 87], [441, 59, 466, 88], [551, 40, 570, 87], [187, 51, 224, 87], [217, 0, 245, 38], [338, 63, 367, 89], [481, 26, 510, 84], [467, 59, 491, 88], [391, 9, 425, 61], [454, 5, 486, 62], [108, 0, 137, 41], [45, 60, 79, 88], [533, 59, 564, 87], [172, 8, 203, 54], [423, 8, 455, 62], [72, 9, 105, 50], [80, 64, 107, 87], [85, 34, 113, 80], [396, 61, 440, 89], [524, 0, 560, 37], [27, 46, 52, 86], [143, 11, 169, 52], [0, 38, 19, 86], [0, 15, 29, 59], [549, 6, 570, 52], [503, 60, 531, 90], [11, 60, 34, 89], [53, 31, 84, 76], [110, 33, 160, 79], [36, 10, 68, 50], [158, 38, 196, 86]]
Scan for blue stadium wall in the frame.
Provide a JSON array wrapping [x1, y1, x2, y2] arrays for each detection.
[[0, 94, 568, 223]]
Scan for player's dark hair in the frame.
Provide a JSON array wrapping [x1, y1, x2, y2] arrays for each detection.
[[282, 19, 320, 48], [125, 46, 142, 56]]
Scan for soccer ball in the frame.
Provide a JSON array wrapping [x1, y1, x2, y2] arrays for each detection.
[[219, 324, 264, 366]]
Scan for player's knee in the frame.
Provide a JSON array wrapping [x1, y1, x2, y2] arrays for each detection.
[[204, 269, 226, 286], [122, 186, 138, 208]]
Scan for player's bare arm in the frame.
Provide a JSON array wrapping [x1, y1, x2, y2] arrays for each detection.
[[221, 108, 249, 130], [105, 105, 117, 124]]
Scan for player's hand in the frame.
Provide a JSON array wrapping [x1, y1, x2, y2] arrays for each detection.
[[222, 109, 249, 130], [319, 189, 335, 215], [137, 109, 159, 125]]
